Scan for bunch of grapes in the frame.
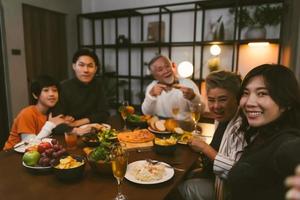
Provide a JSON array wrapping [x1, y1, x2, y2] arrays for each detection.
[[38, 139, 67, 167]]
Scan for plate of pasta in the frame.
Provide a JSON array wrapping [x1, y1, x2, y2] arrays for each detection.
[[125, 160, 174, 184]]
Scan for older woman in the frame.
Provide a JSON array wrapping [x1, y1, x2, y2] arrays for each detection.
[[228, 64, 300, 200]]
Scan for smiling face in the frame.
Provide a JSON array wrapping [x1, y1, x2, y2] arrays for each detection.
[[36, 86, 59, 109], [73, 55, 97, 84], [150, 57, 176, 84], [239, 76, 285, 127], [207, 87, 238, 122]]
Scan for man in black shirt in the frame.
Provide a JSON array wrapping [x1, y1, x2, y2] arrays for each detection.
[[55, 49, 109, 129]]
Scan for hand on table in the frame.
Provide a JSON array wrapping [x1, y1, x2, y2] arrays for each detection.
[[72, 126, 92, 136], [63, 115, 75, 125], [48, 113, 66, 126], [286, 165, 300, 200], [69, 118, 90, 127]]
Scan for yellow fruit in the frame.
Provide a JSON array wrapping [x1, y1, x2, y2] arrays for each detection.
[[83, 147, 93, 155]]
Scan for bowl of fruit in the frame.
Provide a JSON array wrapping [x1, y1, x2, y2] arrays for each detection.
[[53, 155, 85, 181], [22, 139, 67, 174]]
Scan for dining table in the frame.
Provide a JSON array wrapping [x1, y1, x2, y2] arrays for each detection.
[[0, 116, 214, 200]]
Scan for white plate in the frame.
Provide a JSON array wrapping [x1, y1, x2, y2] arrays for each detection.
[[148, 127, 171, 135], [22, 161, 52, 172], [125, 160, 174, 184], [79, 123, 111, 130], [14, 138, 53, 153]]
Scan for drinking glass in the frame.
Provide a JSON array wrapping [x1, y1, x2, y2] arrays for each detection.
[[171, 103, 180, 120], [119, 101, 129, 130], [190, 103, 202, 135], [111, 143, 128, 200], [64, 131, 78, 150]]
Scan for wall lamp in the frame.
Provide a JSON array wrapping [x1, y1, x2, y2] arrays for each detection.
[[177, 61, 193, 78], [248, 42, 270, 48]]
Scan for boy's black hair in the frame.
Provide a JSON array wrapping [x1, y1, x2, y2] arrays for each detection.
[[30, 75, 60, 104], [72, 48, 99, 67]]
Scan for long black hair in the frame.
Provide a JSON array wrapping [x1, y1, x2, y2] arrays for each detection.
[[238, 64, 300, 132]]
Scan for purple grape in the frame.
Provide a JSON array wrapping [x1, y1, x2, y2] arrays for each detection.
[[51, 139, 58, 145], [53, 144, 60, 151]]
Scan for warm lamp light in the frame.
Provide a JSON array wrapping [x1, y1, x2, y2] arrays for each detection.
[[248, 42, 270, 48], [210, 44, 221, 56], [177, 61, 193, 78]]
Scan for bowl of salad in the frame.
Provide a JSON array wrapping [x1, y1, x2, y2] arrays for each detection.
[[126, 114, 151, 129]]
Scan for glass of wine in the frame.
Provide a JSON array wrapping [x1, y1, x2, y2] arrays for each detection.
[[190, 103, 202, 135], [111, 143, 129, 200], [119, 101, 129, 130]]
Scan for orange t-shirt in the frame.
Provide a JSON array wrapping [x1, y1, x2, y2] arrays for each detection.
[[3, 105, 47, 150]]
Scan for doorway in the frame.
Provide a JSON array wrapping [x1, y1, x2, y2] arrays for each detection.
[[22, 4, 68, 103], [0, 3, 9, 148]]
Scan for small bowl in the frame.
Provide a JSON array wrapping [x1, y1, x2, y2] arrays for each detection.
[[126, 119, 148, 129], [81, 133, 100, 147], [153, 137, 177, 155], [88, 158, 112, 175], [53, 155, 85, 182]]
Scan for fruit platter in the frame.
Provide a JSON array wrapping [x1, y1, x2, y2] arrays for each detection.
[[22, 138, 68, 172]]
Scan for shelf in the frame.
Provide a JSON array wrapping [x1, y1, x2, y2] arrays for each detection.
[[77, 0, 283, 110]]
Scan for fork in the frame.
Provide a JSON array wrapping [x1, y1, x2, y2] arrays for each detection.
[[146, 159, 185, 172], [14, 141, 29, 149]]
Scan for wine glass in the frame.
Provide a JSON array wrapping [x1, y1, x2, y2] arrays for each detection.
[[111, 143, 129, 200], [190, 103, 202, 135], [119, 101, 129, 130]]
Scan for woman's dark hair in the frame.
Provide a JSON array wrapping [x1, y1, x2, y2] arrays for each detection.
[[31, 75, 60, 104], [72, 48, 99, 67], [239, 64, 300, 130]]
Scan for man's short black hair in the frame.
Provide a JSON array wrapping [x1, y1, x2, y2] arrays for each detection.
[[31, 75, 60, 104], [72, 48, 100, 67]]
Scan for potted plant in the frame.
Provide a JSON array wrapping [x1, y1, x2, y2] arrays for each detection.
[[230, 4, 283, 39]]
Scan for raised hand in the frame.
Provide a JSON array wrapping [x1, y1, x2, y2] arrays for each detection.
[[174, 84, 195, 100], [149, 83, 168, 97]]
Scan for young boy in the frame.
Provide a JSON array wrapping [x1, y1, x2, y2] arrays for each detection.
[[3, 75, 67, 150]]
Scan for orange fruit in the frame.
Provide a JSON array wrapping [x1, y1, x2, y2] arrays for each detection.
[[165, 119, 178, 132], [126, 106, 135, 114]]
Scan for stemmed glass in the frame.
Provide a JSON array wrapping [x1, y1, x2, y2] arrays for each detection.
[[190, 103, 202, 135], [111, 143, 129, 200], [119, 101, 129, 130]]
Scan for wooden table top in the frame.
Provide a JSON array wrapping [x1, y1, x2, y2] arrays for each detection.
[[0, 116, 200, 200]]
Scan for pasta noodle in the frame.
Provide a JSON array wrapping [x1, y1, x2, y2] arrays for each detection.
[[131, 162, 166, 182]]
